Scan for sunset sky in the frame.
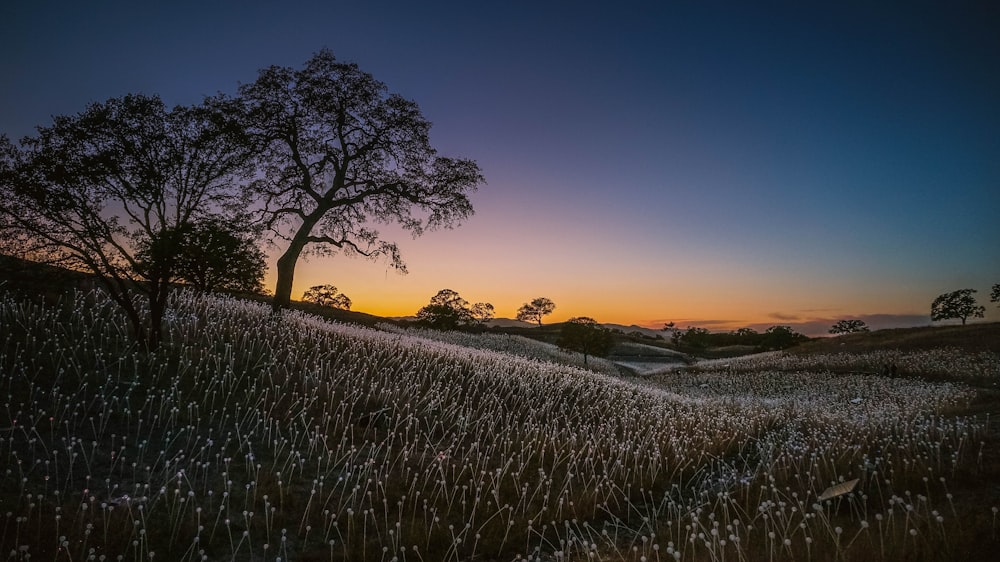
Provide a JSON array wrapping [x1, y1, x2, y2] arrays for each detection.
[[2, 1, 998, 334]]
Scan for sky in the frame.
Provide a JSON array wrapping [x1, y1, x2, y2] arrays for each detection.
[[2, 1, 998, 335]]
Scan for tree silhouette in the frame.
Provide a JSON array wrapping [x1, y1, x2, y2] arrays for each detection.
[[991, 284, 999, 307], [931, 289, 984, 325], [516, 297, 556, 326], [415, 289, 492, 330], [760, 325, 807, 350], [829, 319, 870, 335], [240, 50, 484, 311], [302, 284, 352, 310], [557, 317, 614, 366], [677, 326, 711, 349], [0, 94, 252, 349], [416, 289, 471, 330], [470, 302, 495, 324], [138, 218, 266, 295]]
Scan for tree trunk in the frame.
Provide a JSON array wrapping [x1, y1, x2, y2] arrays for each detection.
[[272, 238, 307, 312], [148, 296, 165, 350], [147, 281, 171, 351], [272, 212, 324, 312], [98, 277, 150, 351]]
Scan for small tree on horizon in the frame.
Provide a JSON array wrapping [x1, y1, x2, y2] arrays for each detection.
[[829, 319, 870, 335], [662, 321, 680, 343], [678, 326, 711, 349], [302, 284, 352, 310], [557, 316, 614, 366], [931, 289, 985, 325], [991, 283, 999, 307], [470, 302, 495, 324], [760, 325, 808, 350], [415, 289, 491, 330], [516, 297, 556, 326]]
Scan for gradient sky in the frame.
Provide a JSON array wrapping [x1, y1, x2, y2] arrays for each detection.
[[2, 1, 998, 334]]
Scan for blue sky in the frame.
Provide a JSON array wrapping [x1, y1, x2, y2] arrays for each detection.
[[2, 1, 998, 333]]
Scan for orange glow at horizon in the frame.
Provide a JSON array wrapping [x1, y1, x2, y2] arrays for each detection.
[[266, 247, 954, 336]]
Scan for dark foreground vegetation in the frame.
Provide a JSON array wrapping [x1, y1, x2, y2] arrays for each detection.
[[2, 273, 1000, 560], [795, 322, 1000, 355]]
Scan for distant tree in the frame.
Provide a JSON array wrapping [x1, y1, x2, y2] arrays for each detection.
[[516, 297, 556, 326], [829, 319, 870, 335], [415, 304, 466, 330], [710, 327, 763, 347], [557, 317, 614, 366], [415, 289, 491, 330], [141, 218, 266, 294], [426, 289, 468, 311], [931, 289, 985, 325], [0, 94, 252, 349], [240, 50, 484, 312], [469, 302, 495, 324], [991, 284, 1000, 307], [678, 326, 711, 349], [760, 325, 808, 350], [661, 322, 682, 344], [302, 284, 352, 310]]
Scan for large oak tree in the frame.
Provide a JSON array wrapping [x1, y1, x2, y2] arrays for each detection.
[[0, 94, 252, 348], [240, 51, 484, 310]]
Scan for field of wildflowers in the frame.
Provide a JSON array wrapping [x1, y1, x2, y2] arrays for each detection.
[[686, 349, 1000, 384], [1, 288, 997, 560], [376, 324, 623, 376]]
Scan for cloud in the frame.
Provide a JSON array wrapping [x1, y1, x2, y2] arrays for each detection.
[[652, 318, 742, 327], [768, 312, 800, 321], [644, 313, 935, 337], [745, 313, 931, 337]]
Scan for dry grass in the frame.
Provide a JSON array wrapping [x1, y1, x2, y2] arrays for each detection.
[[794, 322, 1000, 355], [2, 286, 1000, 560]]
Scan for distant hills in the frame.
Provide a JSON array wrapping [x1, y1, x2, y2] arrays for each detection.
[[4, 254, 997, 355]]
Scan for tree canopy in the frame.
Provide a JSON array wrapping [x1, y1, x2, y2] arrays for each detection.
[[0, 94, 252, 348], [931, 289, 985, 325], [557, 317, 614, 366], [829, 319, 870, 335], [138, 218, 266, 295], [469, 302, 495, 324], [991, 283, 999, 307], [240, 50, 485, 310], [676, 326, 711, 349], [302, 284, 352, 310], [416, 289, 492, 330], [760, 325, 808, 350], [516, 297, 556, 326]]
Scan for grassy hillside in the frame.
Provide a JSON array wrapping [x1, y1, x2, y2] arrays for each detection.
[[793, 322, 1000, 355], [2, 287, 999, 560]]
